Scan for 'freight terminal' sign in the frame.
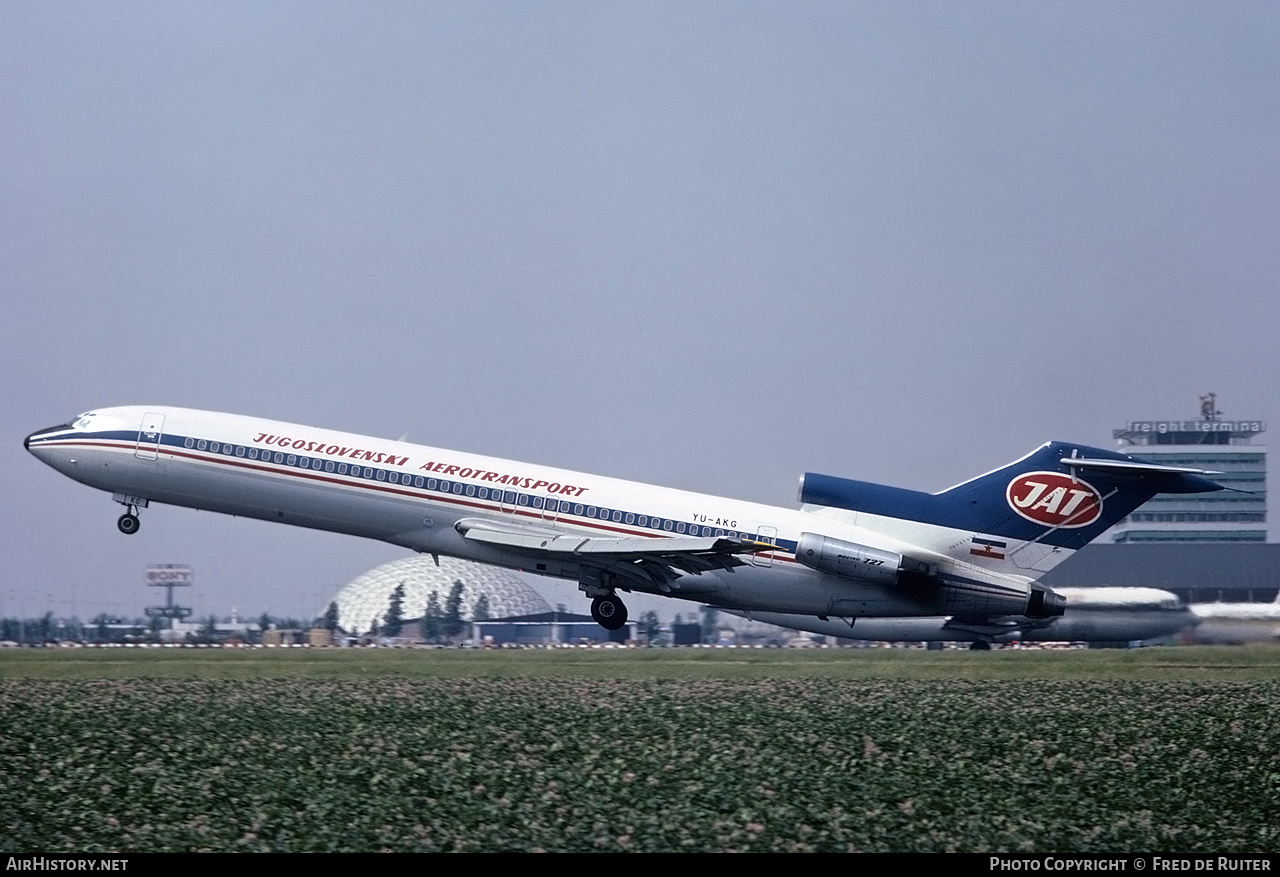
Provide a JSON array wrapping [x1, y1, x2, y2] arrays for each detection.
[[145, 565, 193, 586], [1124, 420, 1265, 434]]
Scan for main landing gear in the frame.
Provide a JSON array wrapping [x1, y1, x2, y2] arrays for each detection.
[[581, 571, 629, 632], [590, 594, 628, 631]]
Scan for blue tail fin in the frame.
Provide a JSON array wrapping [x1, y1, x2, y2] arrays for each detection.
[[799, 442, 1223, 550]]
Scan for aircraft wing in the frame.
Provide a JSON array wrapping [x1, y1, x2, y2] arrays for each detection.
[[454, 518, 778, 590]]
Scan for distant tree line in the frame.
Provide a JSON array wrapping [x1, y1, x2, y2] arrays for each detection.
[[368, 580, 494, 643], [1, 586, 504, 646], [416, 580, 472, 643], [1, 610, 312, 645]]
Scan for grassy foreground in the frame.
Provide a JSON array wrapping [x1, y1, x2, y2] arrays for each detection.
[[2, 646, 1278, 852], [4, 642, 1280, 681]]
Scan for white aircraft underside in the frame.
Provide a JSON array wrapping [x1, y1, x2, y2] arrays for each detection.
[[25, 406, 1224, 631]]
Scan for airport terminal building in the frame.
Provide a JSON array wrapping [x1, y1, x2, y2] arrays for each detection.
[[1046, 397, 1277, 607], [1105, 401, 1266, 544]]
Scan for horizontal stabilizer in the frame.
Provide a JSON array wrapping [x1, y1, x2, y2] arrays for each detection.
[[1059, 457, 1221, 477]]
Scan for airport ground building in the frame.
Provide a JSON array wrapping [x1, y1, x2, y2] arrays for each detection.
[[473, 610, 631, 645], [1041, 542, 1280, 605]]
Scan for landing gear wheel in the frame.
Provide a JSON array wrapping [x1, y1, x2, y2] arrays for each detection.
[[591, 595, 628, 631], [969, 641, 991, 651], [117, 513, 140, 535]]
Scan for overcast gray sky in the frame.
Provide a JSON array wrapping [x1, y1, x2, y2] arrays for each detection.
[[4, 2, 1278, 622]]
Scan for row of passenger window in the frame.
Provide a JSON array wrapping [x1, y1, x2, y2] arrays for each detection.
[[184, 437, 408, 480], [420, 478, 743, 538], [182, 436, 746, 540]]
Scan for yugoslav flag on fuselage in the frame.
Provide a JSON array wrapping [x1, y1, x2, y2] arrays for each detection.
[[798, 441, 1223, 550], [969, 536, 1007, 559]]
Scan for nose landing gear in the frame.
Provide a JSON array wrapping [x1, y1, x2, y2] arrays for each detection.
[[111, 494, 148, 536]]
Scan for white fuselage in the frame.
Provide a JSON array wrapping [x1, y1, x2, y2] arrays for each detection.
[[1187, 599, 1280, 644], [26, 405, 1043, 619]]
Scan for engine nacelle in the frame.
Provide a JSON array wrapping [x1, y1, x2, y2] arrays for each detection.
[[796, 532, 1067, 619], [1026, 584, 1067, 619], [795, 532, 929, 587]]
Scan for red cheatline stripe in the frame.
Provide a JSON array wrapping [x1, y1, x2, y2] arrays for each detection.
[[38, 437, 799, 561]]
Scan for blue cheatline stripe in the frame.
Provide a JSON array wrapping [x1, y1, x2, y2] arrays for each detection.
[[47, 430, 802, 556]]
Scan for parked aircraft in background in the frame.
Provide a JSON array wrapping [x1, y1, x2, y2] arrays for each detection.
[[1188, 595, 1280, 644], [26, 406, 1223, 630], [731, 587, 1198, 649]]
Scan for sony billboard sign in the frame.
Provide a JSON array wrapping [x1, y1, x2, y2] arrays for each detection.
[[145, 564, 193, 585]]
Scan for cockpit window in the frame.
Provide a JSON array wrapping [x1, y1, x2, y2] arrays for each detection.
[[38, 422, 77, 434]]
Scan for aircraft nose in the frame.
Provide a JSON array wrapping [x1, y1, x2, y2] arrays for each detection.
[[25, 422, 75, 453]]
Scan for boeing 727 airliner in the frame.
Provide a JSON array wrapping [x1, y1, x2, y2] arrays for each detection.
[[25, 406, 1223, 630]]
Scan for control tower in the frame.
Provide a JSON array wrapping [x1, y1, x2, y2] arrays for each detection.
[[1108, 394, 1266, 543]]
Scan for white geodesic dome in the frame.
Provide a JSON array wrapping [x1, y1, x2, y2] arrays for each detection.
[[330, 555, 552, 634]]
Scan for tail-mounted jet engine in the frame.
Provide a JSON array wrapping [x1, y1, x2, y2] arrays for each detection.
[[794, 533, 931, 586], [795, 532, 1066, 619], [1025, 584, 1067, 619]]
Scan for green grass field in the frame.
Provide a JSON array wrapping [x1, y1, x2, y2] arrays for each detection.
[[3, 646, 1278, 852], [5, 642, 1280, 681]]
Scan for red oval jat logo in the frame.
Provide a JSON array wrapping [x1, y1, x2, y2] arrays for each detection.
[[1006, 472, 1103, 528]]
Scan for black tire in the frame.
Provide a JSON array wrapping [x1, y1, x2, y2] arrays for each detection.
[[968, 641, 991, 651], [590, 595, 628, 631], [117, 513, 140, 535]]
